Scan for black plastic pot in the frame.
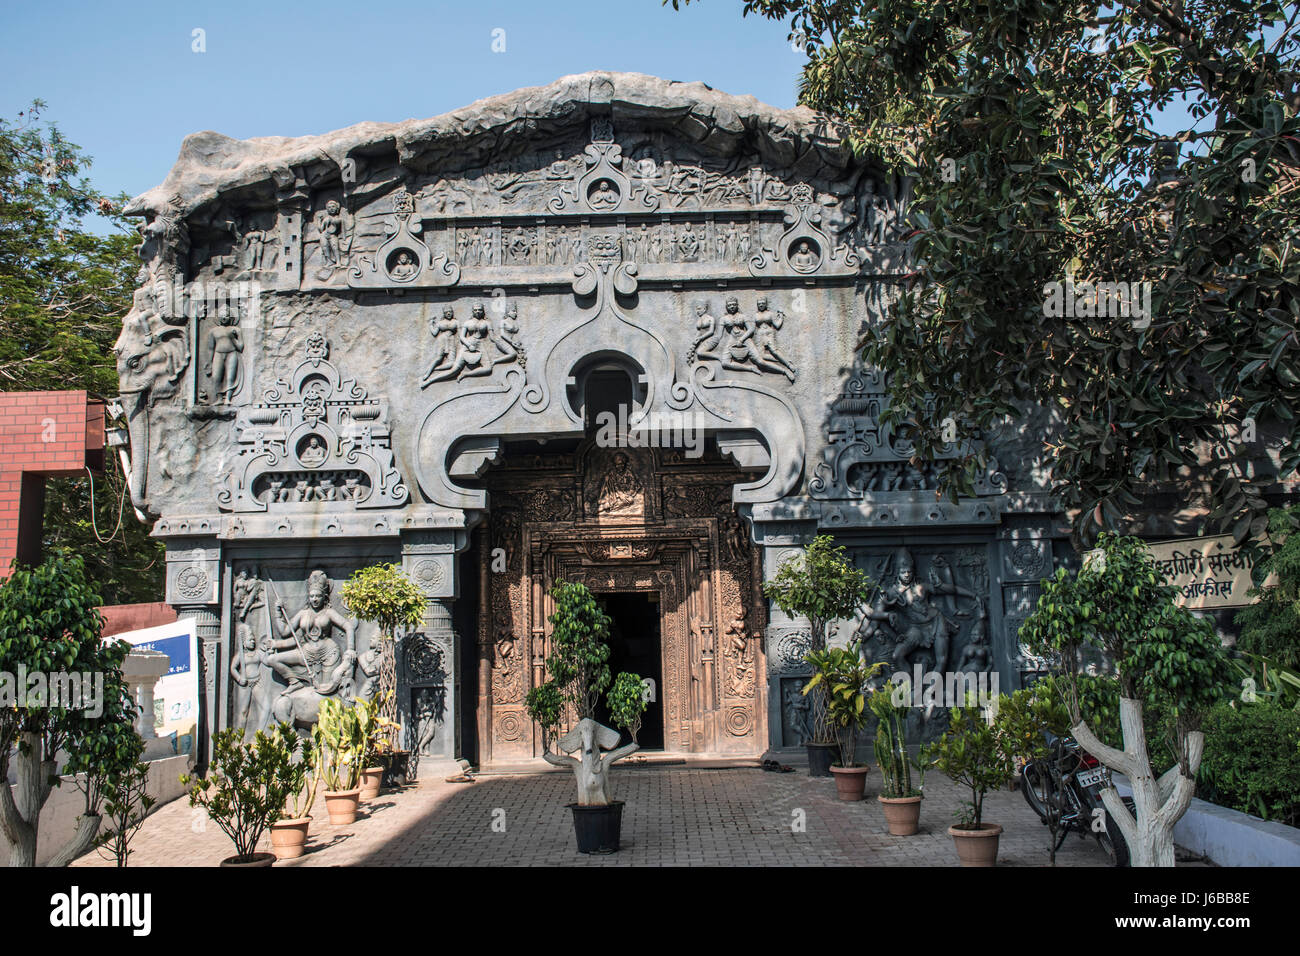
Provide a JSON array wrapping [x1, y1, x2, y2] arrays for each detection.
[[806, 742, 838, 777], [568, 801, 625, 854], [382, 751, 410, 788]]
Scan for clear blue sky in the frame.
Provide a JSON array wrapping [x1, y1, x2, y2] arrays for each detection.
[[0, 0, 802, 209]]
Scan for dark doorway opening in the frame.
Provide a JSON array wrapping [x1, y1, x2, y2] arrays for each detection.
[[597, 592, 664, 750]]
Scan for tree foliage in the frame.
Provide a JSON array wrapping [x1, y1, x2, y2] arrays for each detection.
[[181, 723, 304, 861], [1235, 504, 1300, 668], [0, 552, 138, 865], [532, 581, 615, 725], [1, 102, 163, 602], [694, 0, 1300, 546], [920, 700, 1017, 827], [762, 534, 876, 649]]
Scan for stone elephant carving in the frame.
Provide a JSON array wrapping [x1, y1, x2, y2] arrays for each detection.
[[542, 717, 638, 806], [114, 300, 189, 513]]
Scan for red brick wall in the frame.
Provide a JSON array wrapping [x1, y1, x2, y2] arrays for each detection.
[[0, 391, 104, 578], [100, 602, 178, 637]]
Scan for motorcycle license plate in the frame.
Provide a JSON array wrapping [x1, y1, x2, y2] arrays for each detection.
[[1077, 767, 1107, 789]]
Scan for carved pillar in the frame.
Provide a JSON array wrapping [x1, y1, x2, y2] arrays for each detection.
[[165, 539, 221, 768], [401, 528, 466, 779], [750, 511, 819, 752]]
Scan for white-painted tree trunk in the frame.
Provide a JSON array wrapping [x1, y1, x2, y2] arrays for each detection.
[[1071, 696, 1203, 868], [543, 742, 639, 805], [1, 730, 105, 867]]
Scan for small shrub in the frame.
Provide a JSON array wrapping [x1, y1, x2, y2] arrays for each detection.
[[1197, 702, 1300, 827]]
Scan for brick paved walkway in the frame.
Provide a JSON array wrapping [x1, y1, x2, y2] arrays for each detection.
[[69, 763, 1175, 867]]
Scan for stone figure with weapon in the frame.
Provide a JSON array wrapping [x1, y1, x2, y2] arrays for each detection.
[[264, 570, 358, 728]]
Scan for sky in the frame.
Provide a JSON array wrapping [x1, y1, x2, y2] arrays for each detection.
[[0, 0, 804, 215]]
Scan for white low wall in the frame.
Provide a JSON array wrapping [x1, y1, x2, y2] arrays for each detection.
[[2, 754, 192, 867], [1113, 778, 1300, 867]]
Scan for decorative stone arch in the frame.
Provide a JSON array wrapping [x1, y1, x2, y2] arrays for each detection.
[[413, 244, 806, 516]]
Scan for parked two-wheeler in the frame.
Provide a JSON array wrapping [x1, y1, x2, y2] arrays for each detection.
[[1019, 733, 1133, 866]]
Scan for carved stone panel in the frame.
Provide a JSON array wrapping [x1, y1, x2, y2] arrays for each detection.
[[218, 332, 408, 512]]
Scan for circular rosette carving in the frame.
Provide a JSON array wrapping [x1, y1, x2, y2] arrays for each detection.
[[770, 628, 813, 674], [496, 710, 525, 741], [725, 706, 753, 737], [404, 636, 444, 684], [175, 565, 210, 600], [411, 558, 445, 593]]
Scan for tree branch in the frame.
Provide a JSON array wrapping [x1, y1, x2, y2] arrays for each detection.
[[1071, 718, 1137, 778]]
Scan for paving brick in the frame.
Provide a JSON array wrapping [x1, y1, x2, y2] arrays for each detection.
[[66, 766, 1196, 868]]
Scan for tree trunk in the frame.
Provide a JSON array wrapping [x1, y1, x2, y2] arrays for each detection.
[[0, 731, 55, 868], [45, 813, 102, 867], [1071, 696, 1203, 868]]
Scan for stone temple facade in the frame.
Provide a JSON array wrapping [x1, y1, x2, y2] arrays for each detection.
[[115, 72, 1063, 771]]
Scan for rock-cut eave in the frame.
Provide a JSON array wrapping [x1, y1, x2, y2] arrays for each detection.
[[123, 71, 856, 222]]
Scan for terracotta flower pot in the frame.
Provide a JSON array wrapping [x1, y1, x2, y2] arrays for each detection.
[[269, 817, 311, 860], [220, 852, 276, 867], [878, 794, 923, 835], [359, 766, 384, 801], [829, 764, 869, 802], [323, 788, 361, 825], [948, 822, 1003, 866]]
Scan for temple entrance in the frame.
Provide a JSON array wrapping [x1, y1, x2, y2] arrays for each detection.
[[467, 430, 768, 765], [597, 592, 664, 750]]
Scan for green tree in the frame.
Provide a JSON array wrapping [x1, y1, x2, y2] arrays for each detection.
[[1020, 532, 1234, 866], [340, 563, 426, 747], [763, 535, 876, 743], [1235, 505, 1300, 669], [0, 102, 163, 602], [0, 553, 139, 866], [685, 1, 1300, 546]]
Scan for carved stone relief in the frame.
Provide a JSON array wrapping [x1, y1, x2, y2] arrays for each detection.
[[690, 294, 797, 382], [421, 301, 525, 386], [810, 371, 1007, 501], [218, 332, 408, 512]]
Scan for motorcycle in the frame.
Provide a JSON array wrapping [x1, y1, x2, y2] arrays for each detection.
[[1019, 732, 1132, 866]]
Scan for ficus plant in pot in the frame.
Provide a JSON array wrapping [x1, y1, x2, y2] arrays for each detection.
[[870, 681, 925, 834], [920, 696, 1016, 867], [763, 535, 875, 776], [312, 697, 367, 826], [269, 725, 318, 861], [341, 563, 426, 775], [180, 722, 304, 867], [802, 641, 885, 801], [525, 582, 647, 854]]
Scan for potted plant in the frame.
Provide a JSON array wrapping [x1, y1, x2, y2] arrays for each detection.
[[870, 680, 925, 834], [525, 582, 646, 854], [762, 535, 875, 775], [920, 697, 1015, 866], [802, 641, 885, 800], [180, 722, 303, 866], [341, 563, 427, 774], [356, 694, 398, 800], [313, 697, 366, 826], [268, 724, 318, 860]]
